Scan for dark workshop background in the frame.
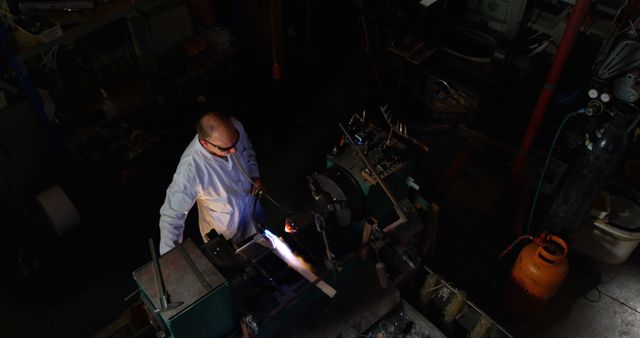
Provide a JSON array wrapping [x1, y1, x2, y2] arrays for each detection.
[[1, 0, 639, 337]]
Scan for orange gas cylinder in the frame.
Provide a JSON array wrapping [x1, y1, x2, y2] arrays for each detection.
[[505, 234, 569, 317]]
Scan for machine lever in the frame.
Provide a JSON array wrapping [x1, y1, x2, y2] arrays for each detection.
[[148, 238, 170, 311]]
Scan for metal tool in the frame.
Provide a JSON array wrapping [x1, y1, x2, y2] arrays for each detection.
[[136, 239, 232, 338], [148, 238, 182, 311], [314, 211, 338, 277]]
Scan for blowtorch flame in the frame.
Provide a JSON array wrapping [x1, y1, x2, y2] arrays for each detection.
[[264, 230, 310, 270], [263, 230, 336, 298]]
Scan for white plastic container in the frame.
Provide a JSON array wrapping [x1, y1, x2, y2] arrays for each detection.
[[571, 219, 640, 264], [571, 189, 640, 264]]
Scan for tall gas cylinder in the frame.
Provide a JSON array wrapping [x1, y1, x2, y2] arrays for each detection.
[[505, 234, 569, 317], [542, 100, 636, 235]]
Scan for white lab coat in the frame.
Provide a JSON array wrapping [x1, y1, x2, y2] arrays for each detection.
[[159, 117, 260, 254]]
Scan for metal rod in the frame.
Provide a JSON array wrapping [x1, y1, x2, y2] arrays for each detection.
[[338, 122, 407, 232], [379, 107, 429, 152], [320, 227, 338, 279], [174, 240, 213, 292], [320, 229, 333, 266], [314, 213, 337, 277], [148, 238, 168, 310]]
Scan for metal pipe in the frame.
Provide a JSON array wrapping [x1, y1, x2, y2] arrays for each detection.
[[512, 0, 591, 177], [338, 123, 408, 232]]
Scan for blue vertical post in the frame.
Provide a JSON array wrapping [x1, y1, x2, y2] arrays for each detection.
[[0, 22, 61, 151]]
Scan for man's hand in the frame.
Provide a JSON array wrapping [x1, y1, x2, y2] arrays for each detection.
[[240, 318, 254, 338], [240, 316, 257, 338], [251, 177, 265, 197]]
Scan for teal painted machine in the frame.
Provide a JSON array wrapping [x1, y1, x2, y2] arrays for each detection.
[[326, 123, 418, 227], [133, 239, 235, 338], [130, 120, 433, 338]]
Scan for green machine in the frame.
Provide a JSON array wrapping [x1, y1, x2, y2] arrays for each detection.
[[133, 239, 235, 338], [130, 119, 429, 338], [326, 122, 417, 227]]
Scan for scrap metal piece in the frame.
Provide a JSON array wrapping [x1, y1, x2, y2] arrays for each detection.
[[470, 315, 494, 338], [419, 273, 442, 304], [443, 290, 466, 322]]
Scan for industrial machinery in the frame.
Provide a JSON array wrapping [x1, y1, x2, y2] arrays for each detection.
[[133, 239, 235, 338], [132, 110, 512, 338]]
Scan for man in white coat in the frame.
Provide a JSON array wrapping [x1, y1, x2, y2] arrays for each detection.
[[158, 112, 264, 255]]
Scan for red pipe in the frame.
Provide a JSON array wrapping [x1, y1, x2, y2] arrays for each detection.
[[512, 0, 591, 177]]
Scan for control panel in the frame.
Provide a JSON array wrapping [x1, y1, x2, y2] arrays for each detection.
[[328, 123, 413, 188]]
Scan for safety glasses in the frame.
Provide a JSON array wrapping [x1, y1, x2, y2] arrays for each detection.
[[202, 128, 239, 152]]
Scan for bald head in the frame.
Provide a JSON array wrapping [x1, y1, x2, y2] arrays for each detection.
[[196, 112, 231, 138], [197, 112, 239, 156]]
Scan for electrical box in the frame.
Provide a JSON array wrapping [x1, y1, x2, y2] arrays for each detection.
[[464, 0, 527, 39], [140, 1, 194, 60], [133, 239, 234, 338]]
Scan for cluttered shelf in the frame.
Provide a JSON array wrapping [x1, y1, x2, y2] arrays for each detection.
[[10, 0, 172, 60], [3, 0, 240, 162], [54, 74, 150, 153], [162, 45, 237, 90], [56, 41, 237, 162]]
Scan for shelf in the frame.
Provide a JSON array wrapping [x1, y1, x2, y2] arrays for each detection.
[[13, 0, 173, 60], [61, 76, 148, 146], [163, 47, 237, 90]]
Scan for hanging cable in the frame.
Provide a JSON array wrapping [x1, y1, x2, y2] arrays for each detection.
[[230, 154, 297, 215], [497, 235, 535, 260], [525, 110, 582, 235]]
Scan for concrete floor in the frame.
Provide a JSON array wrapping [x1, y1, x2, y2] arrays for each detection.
[[421, 149, 640, 338], [502, 249, 640, 338]]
